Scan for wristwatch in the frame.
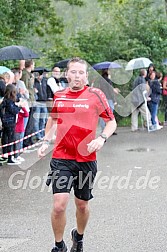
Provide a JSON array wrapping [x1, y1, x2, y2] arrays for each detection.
[[99, 133, 107, 141]]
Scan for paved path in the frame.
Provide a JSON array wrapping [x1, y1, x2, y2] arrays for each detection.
[[0, 127, 167, 252]]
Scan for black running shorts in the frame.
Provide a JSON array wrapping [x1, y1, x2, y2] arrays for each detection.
[[47, 158, 97, 201]]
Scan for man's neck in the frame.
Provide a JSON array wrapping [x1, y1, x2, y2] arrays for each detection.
[[26, 67, 31, 73]]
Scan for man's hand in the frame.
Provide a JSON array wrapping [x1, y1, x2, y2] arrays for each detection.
[[38, 143, 49, 158], [87, 137, 105, 154]]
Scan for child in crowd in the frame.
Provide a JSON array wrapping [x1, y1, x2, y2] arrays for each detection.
[[0, 84, 23, 165], [14, 101, 29, 162]]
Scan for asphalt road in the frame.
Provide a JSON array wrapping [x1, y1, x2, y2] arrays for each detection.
[[0, 127, 167, 252]]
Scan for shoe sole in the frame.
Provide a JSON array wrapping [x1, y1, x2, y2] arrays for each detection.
[[7, 162, 21, 165]]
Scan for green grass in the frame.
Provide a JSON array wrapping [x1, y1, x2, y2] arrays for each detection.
[[118, 111, 165, 127]]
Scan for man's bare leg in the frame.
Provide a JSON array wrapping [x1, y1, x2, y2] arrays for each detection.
[[51, 193, 70, 242], [75, 197, 90, 235]]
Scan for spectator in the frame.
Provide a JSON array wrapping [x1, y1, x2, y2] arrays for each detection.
[[14, 104, 29, 162], [98, 69, 119, 134], [33, 72, 48, 141], [0, 84, 22, 165], [0, 75, 6, 139], [131, 69, 154, 132], [13, 68, 29, 99], [21, 60, 35, 103], [146, 63, 156, 82], [149, 71, 162, 130], [12, 68, 29, 130], [47, 66, 63, 100], [19, 60, 25, 71], [162, 74, 167, 124], [21, 60, 35, 147], [3, 71, 14, 85]]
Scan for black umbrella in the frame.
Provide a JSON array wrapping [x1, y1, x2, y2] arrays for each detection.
[[32, 67, 50, 75], [54, 59, 71, 68], [0, 45, 39, 60]]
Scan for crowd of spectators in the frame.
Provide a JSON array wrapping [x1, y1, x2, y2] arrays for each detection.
[[131, 63, 167, 131], [0, 60, 67, 165]]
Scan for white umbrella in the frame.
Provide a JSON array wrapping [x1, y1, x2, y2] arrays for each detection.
[[125, 57, 152, 70]]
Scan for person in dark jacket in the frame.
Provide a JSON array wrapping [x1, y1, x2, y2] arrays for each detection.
[[149, 71, 162, 129], [98, 69, 119, 134], [0, 84, 22, 165], [33, 72, 48, 140]]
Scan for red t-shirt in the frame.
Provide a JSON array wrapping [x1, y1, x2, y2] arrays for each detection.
[[15, 107, 29, 133], [51, 86, 115, 162]]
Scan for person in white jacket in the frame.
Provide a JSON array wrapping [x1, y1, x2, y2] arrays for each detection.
[[47, 67, 63, 100]]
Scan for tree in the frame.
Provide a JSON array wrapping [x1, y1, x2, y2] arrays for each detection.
[[71, 0, 167, 69], [0, 0, 85, 68], [0, 0, 84, 47], [165, 0, 167, 15]]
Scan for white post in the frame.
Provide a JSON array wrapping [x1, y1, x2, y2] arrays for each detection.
[[143, 90, 150, 132]]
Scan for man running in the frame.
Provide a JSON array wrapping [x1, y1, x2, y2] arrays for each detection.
[[38, 57, 117, 252]]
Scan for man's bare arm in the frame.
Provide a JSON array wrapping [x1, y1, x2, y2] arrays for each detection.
[[38, 116, 57, 157], [87, 119, 117, 153], [43, 116, 57, 142]]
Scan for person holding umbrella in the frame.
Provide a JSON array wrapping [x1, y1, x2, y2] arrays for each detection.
[[19, 60, 25, 71], [21, 59, 35, 147]]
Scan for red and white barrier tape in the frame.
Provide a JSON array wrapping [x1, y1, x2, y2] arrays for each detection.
[[0, 141, 43, 158], [0, 129, 45, 148]]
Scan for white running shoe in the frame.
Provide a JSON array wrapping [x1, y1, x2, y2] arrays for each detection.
[[156, 125, 163, 130]]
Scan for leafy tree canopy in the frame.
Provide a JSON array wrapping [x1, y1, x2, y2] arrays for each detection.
[[72, 0, 167, 70], [0, 0, 84, 47]]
